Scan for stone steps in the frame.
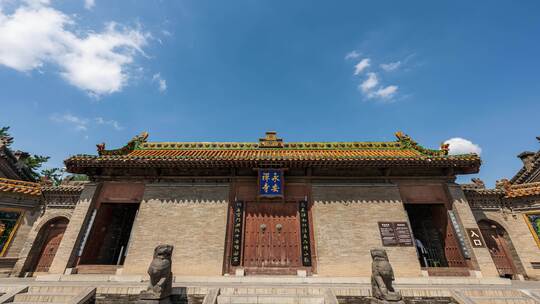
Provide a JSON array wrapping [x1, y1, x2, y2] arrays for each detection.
[[217, 294, 324, 304], [13, 292, 78, 303], [6, 285, 95, 303], [455, 288, 539, 304], [217, 287, 326, 304], [467, 297, 537, 304]]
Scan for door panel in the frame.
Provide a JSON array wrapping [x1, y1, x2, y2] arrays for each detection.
[[34, 219, 68, 273], [243, 202, 300, 271], [479, 223, 515, 277]]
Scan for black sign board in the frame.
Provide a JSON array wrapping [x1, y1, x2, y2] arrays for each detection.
[[378, 222, 398, 246], [378, 222, 413, 247], [394, 222, 414, 246], [231, 201, 244, 266], [299, 201, 312, 266], [466, 228, 485, 248]]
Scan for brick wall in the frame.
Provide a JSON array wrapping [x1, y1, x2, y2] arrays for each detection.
[[5, 207, 40, 258], [121, 183, 229, 276], [311, 183, 422, 277]]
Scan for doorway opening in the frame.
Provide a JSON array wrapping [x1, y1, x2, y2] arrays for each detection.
[[405, 204, 467, 270], [78, 203, 139, 266], [29, 217, 69, 273], [478, 220, 518, 279]]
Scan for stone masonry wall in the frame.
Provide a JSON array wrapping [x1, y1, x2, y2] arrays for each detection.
[[11, 207, 74, 276], [48, 183, 98, 274], [122, 183, 229, 276], [446, 184, 500, 277], [311, 183, 422, 277], [5, 207, 40, 258], [472, 209, 540, 279]]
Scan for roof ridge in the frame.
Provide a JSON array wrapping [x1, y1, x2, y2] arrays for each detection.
[[93, 131, 458, 158]]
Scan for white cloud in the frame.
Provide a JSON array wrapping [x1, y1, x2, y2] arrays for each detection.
[[380, 61, 401, 72], [50, 113, 88, 131], [354, 58, 370, 75], [0, 1, 148, 96], [95, 117, 122, 130], [359, 72, 378, 93], [152, 73, 167, 93], [444, 138, 482, 155], [84, 0, 95, 10], [50, 113, 122, 131], [344, 50, 360, 60], [371, 85, 398, 100]]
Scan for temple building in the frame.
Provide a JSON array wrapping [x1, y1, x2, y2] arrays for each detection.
[[0, 134, 84, 277], [0, 136, 42, 276], [463, 136, 540, 280], [8, 130, 516, 281]]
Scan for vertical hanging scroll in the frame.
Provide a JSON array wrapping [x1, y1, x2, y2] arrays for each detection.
[[299, 201, 312, 266], [231, 201, 244, 266]]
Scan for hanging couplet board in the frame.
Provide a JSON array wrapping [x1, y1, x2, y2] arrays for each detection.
[[258, 169, 284, 198], [448, 210, 471, 259], [231, 201, 244, 266], [299, 201, 312, 266], [378, 222, 398, 246], [466, 228, 485, 248]]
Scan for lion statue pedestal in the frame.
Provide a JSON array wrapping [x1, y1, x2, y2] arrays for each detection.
[[138, 244, 174, 304], [369, 249, 405, 304]]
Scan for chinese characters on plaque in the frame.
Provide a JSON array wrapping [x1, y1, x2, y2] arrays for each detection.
[[466, 228, 485, 248], [230, 201, 244, 266], [448, 210, 471, 258], [259, 169, 283, 197], [299, 201, 312, 266], [377, 222, 413, 247]]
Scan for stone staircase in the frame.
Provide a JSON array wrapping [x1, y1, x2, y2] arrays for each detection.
[[6, 285, 95, 304], [217, 287, 328, 304], [453, 288, 540, 304]]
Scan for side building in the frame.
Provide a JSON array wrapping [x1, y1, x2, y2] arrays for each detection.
[[463, 136, 540, 280], [10, 131, 505, 280], [0, 135, 84, 277]]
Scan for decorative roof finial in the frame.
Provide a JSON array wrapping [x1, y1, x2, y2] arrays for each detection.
[[259, 131, 283, 148], [97, 132, 149, 156], [440, 142, 450, 155], [96, 143, 106, 154]]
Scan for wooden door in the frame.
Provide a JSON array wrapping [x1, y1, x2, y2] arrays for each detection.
[[479, 222, 515, 277], [243, 202, 300, 274], [34, 218, 68, 273], [443, 216, 467, 267]]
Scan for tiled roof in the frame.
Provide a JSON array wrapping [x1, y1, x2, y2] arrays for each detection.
[[65, 131, 481, 172], [505, 182, 540, 198], [0, 177, 41, 196]]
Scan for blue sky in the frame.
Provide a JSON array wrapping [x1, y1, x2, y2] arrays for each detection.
[[1, 0, 539, 186]]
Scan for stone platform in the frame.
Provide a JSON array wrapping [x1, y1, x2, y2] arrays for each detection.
[[0, 276, 538, 304]]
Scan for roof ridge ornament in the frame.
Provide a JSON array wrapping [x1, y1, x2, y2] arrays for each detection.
[[395, 131, 449, 156], [97, 131, 149, 156], [259, 131, 284, 148]]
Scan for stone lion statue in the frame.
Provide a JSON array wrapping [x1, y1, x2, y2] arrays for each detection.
[[139, 244, 174, 303], [370, 249, 404, 304]]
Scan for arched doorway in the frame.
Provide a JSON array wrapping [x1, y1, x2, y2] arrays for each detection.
[[478, 220, 517, 278], [30, 217, 69, 273]]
